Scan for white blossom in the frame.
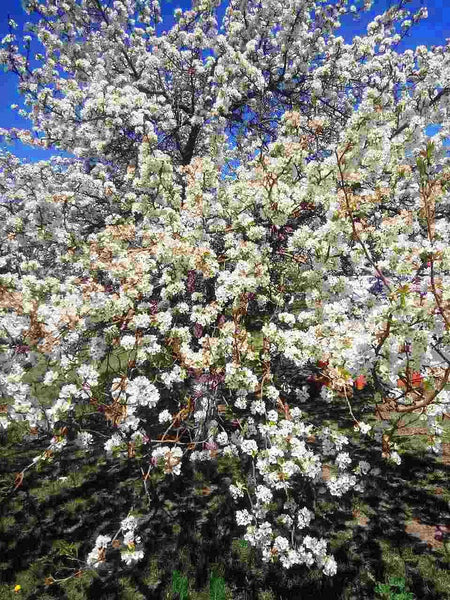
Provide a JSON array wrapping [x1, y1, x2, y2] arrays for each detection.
[[235, 509, 254, 526], [77, 431, 94, 447], [297, 507, 313, 529]]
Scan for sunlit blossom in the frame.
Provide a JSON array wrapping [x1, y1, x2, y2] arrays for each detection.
[[0, 0, 446, 581]]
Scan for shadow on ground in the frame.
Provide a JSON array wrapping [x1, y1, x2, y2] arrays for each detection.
[[1, 382, 449, 600]]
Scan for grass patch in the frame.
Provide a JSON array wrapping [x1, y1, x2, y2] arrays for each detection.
[[166, 568, 232, 600]]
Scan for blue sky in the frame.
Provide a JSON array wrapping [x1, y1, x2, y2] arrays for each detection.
[[0, 0, 449, 163]]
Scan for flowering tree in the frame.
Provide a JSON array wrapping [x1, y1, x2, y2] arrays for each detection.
[[1, 0, 450, 586]]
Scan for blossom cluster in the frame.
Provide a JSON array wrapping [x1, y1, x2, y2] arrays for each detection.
[[0, 0, 449, 585], [86, 515, 144, 568]]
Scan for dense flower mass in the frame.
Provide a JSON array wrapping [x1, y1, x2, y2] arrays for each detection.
[[1, 0, 450, 584]]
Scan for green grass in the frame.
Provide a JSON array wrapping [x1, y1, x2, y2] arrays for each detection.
[[167, 566, 232, 600], [374, 577, 414, 600], [377, 539, 450, 600]]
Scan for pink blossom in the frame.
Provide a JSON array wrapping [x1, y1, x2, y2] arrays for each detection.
[[14, 345, 30, 354], [217, 314, 226, 327], [194, 323, 203, 338], [187, 270, 196, 293], [203, 441, 218, 451]]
